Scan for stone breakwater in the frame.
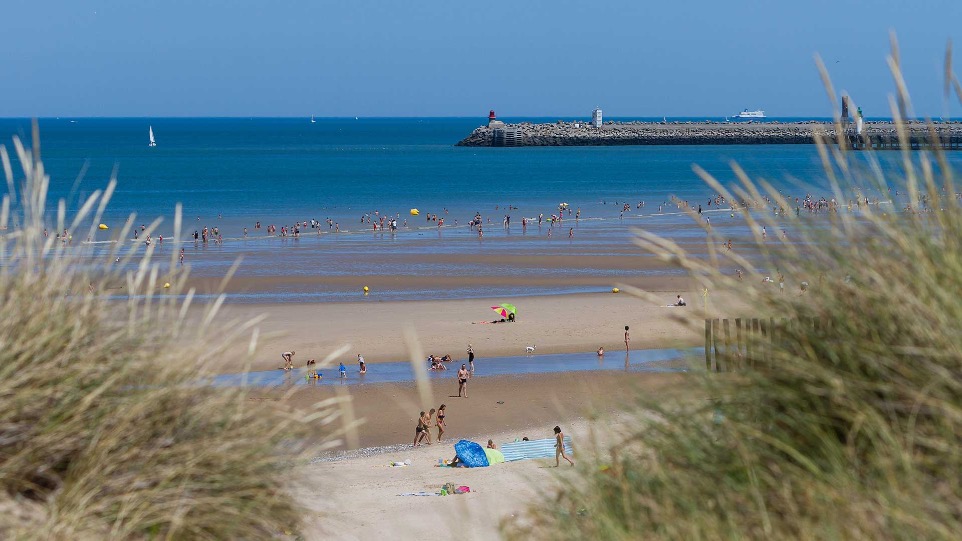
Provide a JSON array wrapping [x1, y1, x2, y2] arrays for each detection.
[[456, 121, 962, 147]]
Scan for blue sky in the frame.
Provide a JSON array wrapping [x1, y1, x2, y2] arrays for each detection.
[[3, 0, 962, 117]]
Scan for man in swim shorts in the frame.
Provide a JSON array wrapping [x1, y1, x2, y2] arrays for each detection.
[[457, 364, 469, 398]]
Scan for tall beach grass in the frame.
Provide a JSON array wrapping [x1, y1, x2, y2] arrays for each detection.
[[509, 38, 962, 540], [0, 125, 348, 539]]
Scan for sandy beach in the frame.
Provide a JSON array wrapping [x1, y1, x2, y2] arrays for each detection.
[[285, 372, 690, 540], [211, 289, 708, 373]]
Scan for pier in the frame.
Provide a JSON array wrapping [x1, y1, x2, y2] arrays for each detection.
[[457, 120, 962, 149]]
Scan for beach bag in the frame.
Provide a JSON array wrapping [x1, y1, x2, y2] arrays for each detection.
[[456, 485, 471, 494]]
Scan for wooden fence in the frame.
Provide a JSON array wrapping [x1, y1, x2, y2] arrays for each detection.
[[704, 317, 827, 371]]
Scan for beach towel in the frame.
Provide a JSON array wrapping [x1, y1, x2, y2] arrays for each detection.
[[454, 440, 489, 468], [500, 436, 573, 462], [483, 447, 505, 465]]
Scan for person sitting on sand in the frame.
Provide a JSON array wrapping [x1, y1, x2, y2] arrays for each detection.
[[444, 455, 465, 467], [306, 358, 316, 367], [675, 295, 687, 306], [487, 439, 498, 450]]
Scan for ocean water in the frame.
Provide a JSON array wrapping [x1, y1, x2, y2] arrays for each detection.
[[0, 117, 956, 302]]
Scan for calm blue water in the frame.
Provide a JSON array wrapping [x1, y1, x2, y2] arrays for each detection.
[[0, 117, 837, 226], [212, 347, 695, 387], [1, 117, 956, 302]]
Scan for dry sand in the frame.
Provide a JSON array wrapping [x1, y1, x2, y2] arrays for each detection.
[[289, 372, 691, 540]]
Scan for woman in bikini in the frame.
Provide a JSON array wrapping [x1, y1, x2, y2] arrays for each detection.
[[436, 404, 446, 442], [554, 425, 574, 467]]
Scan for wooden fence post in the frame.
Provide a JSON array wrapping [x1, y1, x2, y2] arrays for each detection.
[[705, 319, 712, 370], [734, 318, 743, 370], [722, 319, 732, 372], [711, 319, 721, 372]]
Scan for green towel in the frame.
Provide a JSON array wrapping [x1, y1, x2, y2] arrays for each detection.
[[483, 447, 505, 465]]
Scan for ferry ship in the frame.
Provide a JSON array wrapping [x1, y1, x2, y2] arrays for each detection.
[[733, 109, 766, 119]]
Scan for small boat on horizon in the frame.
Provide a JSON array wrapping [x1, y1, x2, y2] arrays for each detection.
[[148, 126, 157, 147], [311, 114, 316, 124], [733, 109, 766, 119]]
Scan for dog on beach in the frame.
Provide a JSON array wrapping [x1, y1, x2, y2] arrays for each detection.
[[525, 345, 536, 354]]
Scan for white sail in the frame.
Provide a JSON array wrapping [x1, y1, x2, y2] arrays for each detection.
[[310, 114, 316, 124], [148, 126, 156, 147]]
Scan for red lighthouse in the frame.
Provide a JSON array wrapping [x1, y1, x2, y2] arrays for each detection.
[[489, 110, 496, 121]]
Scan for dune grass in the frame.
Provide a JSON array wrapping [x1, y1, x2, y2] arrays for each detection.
[[507, 39, 962, 540], [0, 126, 348, 539]]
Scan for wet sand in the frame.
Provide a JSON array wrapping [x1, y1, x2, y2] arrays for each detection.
[[210, 287, 716, 374], [260, 371, 688, 450]]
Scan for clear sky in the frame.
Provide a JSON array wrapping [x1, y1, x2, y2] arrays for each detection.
[[3, 0, 962, 118]]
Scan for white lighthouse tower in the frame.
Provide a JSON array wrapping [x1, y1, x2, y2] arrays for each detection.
[[591, 107, 603, 128]]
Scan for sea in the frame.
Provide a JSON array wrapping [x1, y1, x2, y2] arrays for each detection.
[[0, 117, 955, 302]]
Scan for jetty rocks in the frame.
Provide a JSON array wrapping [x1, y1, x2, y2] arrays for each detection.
[[456, 120, 961, 147]]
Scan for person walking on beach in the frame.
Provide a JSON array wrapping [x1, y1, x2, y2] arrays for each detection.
[[413, 411, 427, 447], [357, 353, 366, 374], [467, 344, 475, 371], [624, 326, 630, 352], [554, 425, 574, 467], [415, 410, 434, 446], [423, 408, 436, 445], [281, 351, 295, 370], [436, 404, 446, 442], [457, 364, 470, 398]]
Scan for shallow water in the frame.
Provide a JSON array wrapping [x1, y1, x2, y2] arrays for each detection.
[[3, 117, 956, 303], [212, 347, 697, 387]]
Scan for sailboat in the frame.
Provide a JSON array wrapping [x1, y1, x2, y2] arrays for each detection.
[[310, 115, 316, 124], [148, 126, 157, 147]]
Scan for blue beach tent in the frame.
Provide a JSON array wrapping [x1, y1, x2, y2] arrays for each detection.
[[454, 439, 489, 468]]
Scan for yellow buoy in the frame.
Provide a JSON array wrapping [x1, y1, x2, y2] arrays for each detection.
[[611, 287, 620, 293], [363, 286, 369, 292], [410, 209, 419, 216], [163, 282, 171, 288], [98, 223, 108, 230]]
